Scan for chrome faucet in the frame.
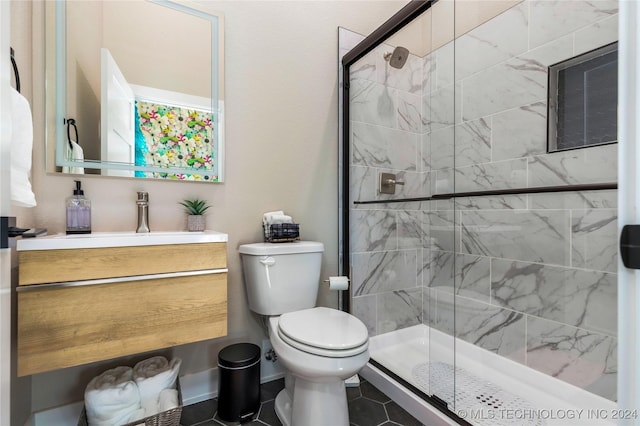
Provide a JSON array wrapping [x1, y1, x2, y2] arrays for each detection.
[[136, 191, 150, 233]]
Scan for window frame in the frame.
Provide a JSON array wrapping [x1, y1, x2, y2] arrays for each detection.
[[547, 41, 619, 153]]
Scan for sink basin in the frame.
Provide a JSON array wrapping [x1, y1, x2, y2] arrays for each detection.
[[17, 230, 228, 251]]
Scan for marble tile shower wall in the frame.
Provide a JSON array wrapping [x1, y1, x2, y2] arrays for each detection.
[[348, 0, 618, 402]]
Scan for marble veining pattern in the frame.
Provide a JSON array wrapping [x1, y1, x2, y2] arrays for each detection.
[[352, 250, 418, 296], [351, 121, 418, 171], [454, 118, 492, 168], [528, 144, 618, 187], [343, 0, 620, 401], [378, 289, 423, 334], [352, 294, 377, 336], [377, 44, 423, 94], [491, 259, 617, 336], [455, 194, 527, 210], [428, 126, 454, 171], [460, 210, 569, 265], [350, 78, 397, 129], [426, 251, 491, 303], [461, 36, 573, 122], [491, 102, 547, 161], [529, 0, 618, 49], [526, 316, 617, 401], [454, 158, 528, 193], [434, 290, 526, 363], [571, 209, 618, 273], [454, 1, 529, 80], [423, 85, 455, 131], [397, 91, 422, 133], [350, 209, 397, 253]]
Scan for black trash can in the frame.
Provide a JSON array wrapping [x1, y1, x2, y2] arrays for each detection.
[[217, 343, 261, 423]]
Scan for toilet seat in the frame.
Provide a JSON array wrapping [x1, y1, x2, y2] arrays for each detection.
[[277, 307, 368, 358]]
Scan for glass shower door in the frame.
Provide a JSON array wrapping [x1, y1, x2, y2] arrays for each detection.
[[344, 1, 459, 417], [450, 0, 620, 424], [422, 0, 458, 415]]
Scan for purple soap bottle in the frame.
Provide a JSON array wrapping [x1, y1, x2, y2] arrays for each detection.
[[66, 180, 91, 234]]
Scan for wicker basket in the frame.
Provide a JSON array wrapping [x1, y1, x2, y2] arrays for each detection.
[[263, 223, 300, 243], [78, 378, 183, 426]]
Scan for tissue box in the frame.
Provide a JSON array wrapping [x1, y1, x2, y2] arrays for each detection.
[[264, 223, 300, 243], [77, 377, 183, 426]]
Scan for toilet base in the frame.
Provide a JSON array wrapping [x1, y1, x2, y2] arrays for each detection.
[[274, 377, 349, 426], [275, 389, 292, 426]]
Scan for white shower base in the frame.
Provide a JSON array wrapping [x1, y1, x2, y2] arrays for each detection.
[[360, 324, 616, 426]]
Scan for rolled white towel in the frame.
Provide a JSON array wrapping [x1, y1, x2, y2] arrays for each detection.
[[262, 210, 284, 227], [158, 389, 179, 412], [84, 366, 141, 426], [268, 214, 293, 225], [126, 408, 147, 425], [133, 357, 181, 417]]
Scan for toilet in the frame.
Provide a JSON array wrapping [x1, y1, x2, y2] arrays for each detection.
[[238, 241, 369, 426]]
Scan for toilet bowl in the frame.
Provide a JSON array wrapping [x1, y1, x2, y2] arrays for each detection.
[[267, 308, 369, 426], [238, 241, 370, 426]]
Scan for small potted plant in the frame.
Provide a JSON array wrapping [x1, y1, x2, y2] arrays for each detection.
[[179, 198, 211, 232]]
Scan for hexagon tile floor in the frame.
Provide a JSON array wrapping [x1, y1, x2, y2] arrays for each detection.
[[179, 377, 425, 426]]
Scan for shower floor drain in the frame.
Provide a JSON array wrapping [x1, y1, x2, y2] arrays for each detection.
[[412, 362, 546, 426]]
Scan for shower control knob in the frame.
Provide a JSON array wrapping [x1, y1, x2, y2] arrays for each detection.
[[379, 172, 405, 194], [383, 178, 405, 186]]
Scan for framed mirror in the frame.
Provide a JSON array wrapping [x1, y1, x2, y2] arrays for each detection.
[[45, 0, 225, 182]]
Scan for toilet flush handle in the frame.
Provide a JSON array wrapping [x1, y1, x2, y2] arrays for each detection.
[[259, 256, 276, 266], [259, 257, 275, 289]]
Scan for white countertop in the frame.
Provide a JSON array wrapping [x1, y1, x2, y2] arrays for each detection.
[[17, 230, 228, 251]]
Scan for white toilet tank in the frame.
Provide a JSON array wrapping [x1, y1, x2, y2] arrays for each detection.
[[238, 241, 324, 315]]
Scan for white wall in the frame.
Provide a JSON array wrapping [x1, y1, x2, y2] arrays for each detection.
[[11, 0, 407, 413]]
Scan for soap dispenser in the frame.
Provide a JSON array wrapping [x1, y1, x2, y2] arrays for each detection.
[[66, 180, 91, 234]]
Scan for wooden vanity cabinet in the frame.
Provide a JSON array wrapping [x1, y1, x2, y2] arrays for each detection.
[[17, 242, 227, 376]]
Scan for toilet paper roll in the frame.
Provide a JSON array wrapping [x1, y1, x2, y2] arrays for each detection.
[[328, 276, 349, 291]]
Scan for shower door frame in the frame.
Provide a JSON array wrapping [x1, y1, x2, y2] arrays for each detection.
[[340, 0, 639, 421], [339, 1, 464, 423], [340, 0, 434, 313], [617, 0, 640, 416]]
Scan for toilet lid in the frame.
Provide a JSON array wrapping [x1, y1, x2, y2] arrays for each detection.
[[278, 307, 368, 353]]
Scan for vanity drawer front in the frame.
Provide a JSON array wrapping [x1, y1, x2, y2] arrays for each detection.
[[17, 271, 227, 376], [18, 242, 226, 285]]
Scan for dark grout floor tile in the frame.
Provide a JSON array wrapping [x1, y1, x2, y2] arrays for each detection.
[[385, 401, 423, 426], [260, 378, 285, 402], [182, 376, 421, 426], [181, 398, 217, 425]]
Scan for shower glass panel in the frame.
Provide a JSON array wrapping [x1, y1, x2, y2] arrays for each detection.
[[346, 1, 458, 415], [345, 0, 619, 424], [450, 0, 618, 424]]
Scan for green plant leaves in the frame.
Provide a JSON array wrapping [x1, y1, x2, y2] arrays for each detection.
[[179, 198, 211, 215]]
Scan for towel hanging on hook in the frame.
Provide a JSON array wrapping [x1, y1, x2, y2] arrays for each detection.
[[63, 118, 84, 174], [66, 118, 78, 149], [10, 47, 20, 93]]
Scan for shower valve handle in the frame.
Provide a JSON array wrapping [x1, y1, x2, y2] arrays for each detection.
[[379, 172, 405, 194], [383, 178, 404, 186]]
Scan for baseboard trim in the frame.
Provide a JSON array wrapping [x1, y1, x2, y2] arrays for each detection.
[[28, 368, 286, 426]]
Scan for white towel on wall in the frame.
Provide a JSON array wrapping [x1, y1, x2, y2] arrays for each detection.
[[84, 366, 141, 426], [62, 140, 85, 174], [10, 87, 36, 207], [133, 356, 181, 417]]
